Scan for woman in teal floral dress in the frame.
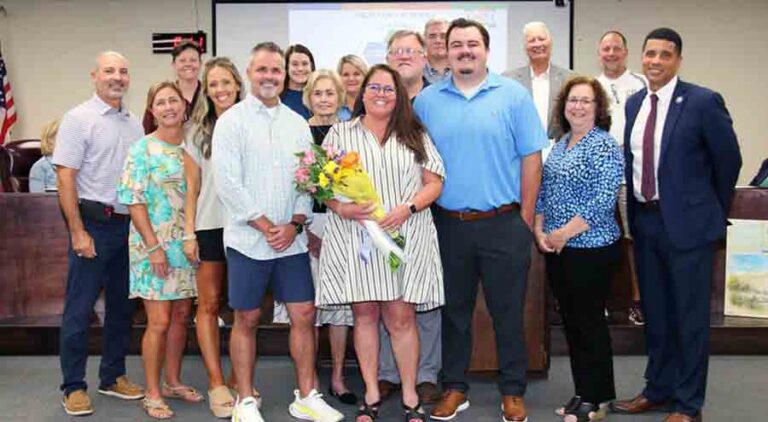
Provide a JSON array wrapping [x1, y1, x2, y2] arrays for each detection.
[[118, 81, 201, 419]]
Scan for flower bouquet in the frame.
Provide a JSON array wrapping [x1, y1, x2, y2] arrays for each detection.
[[294, 143, 407, 271]]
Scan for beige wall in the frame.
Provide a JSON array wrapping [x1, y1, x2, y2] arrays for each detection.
[[1, 0, 764, 183], [0, 0, 212, 139]]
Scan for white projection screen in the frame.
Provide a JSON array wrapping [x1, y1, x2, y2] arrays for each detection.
[[213, 1, 572, 78]]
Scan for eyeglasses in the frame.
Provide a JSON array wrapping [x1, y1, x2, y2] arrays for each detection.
[[365, 83, 397, 96], [427, 33, 447, 40], [387, 47, 424, 57], [566, 97, 596, 106]]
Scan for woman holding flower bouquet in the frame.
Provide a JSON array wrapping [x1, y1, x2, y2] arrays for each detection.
[[316, 64, 445, 422]]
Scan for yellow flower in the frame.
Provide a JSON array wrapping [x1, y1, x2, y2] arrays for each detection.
[[323, 161, 339, 174], [318, 172, 330, 188]]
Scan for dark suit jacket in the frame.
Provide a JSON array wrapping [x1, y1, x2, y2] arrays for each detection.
[[624, 80, 742, 250]]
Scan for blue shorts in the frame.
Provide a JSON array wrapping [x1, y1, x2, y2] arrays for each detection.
[[226, 248, 314, 310]]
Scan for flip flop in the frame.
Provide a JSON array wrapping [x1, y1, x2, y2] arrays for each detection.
[[162, 382, 205, 403], [143, 397, 174, 419]]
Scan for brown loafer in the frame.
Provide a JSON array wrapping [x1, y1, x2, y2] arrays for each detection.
[[664, 412, 702, 422], [610, 393, 668, 414], [431, 390, 469, 421], [416, 382, 441, 405], [501, 395, 528, 422], [377, 379, 401, 401]]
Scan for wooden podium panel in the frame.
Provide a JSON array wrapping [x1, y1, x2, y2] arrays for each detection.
[[0, 193, 69, 319]]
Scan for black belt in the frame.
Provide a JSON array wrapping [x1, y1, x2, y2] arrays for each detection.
[[436, 203, 520, 221], [79, 199, 130, 222], [637, 200, 660, 210]]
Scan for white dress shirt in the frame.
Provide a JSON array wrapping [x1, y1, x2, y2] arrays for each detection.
[[530, 65, 551, 130], [630, 76, 678, 202], [212, 93, 313, 260]]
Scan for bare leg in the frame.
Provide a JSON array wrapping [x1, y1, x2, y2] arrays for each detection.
[[230, 308, 261, 399], [195, 262, 227, 389], [163, 299, 193, 386], [352, 302, 382, 407], [329, 325, 351, 393], [381, 300, 419, 409], [286, 301, 317, 396], [142, 300, 172, 400]]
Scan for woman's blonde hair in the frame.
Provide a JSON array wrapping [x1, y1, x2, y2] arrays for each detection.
[[302, 70, 345, 112], [336, 55, 368, 108], [40, 119, 60, 156], [189, 57, 244, 159]]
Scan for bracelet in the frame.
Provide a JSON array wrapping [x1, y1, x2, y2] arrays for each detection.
[[145, 242, 163, 254], [182, 233, 197, 241]]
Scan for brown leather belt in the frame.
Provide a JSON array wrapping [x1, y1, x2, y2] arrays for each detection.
[[436, 203, 520, 221]]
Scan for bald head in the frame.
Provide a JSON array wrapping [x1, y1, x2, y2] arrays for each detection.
[[91, 51, 130, 108]]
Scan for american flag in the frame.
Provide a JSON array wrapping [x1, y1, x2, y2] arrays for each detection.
[[1, 53, 18, 145]]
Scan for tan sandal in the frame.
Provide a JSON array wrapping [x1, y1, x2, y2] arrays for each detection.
[[162, 382, 205, 403], [142, 397, 174, 419], [208, 385, 235, 418]]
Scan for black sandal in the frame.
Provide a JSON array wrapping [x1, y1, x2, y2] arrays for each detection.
[[356, 400, 382, 422], [403, 401, 426, 422]]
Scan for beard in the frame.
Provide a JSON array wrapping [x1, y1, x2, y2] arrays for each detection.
[[258, 83, 278, 99]]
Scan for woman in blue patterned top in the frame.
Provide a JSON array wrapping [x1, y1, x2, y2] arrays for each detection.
[[534, 75, 623, 422]]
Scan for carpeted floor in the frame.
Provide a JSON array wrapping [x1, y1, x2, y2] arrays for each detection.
[[0, 355, 765, 421]]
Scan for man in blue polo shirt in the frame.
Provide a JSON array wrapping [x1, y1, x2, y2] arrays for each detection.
[[414, 18, 547, 422]]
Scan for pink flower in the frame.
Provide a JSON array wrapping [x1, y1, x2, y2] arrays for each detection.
[[325, 144, 337, 158], [302, 150, 316, 165], [308, 186, 317, 194], [295, 167, 310, 183]]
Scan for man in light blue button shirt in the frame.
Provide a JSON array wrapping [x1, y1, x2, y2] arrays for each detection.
[[413, 18, 548, 422], [213, 42, 342, 422]]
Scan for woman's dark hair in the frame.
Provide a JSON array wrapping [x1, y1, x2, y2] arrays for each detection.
[[282, 44, 316, 93], [552, 75, 612, 137], [351, 64, 428, 163], [171, 40, 203, 62]]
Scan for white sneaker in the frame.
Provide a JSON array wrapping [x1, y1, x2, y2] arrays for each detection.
[[232, 396, 264, 422], [288, 389, 344, 422]]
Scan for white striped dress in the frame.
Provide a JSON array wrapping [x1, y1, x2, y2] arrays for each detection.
[[316, 118, 445, 312]]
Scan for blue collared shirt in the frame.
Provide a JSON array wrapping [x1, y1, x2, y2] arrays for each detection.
[[28, 155, 58, 192], [52, 94, 143, 214], [535, 127, 624, 248], [212, 93, 313, 260], [413, 72, 548, 211]]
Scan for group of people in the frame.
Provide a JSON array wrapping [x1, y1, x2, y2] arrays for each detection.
[[50, 15, 741, 422]]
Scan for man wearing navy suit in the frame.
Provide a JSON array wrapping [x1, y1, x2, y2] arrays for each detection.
[[610, 28, 741, 422]]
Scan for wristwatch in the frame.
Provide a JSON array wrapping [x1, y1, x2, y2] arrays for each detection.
[[406, 201, 417, 215], [291, 221, 304, 234]]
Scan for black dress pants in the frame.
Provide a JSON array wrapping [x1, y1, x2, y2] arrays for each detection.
[[546, 242, 620, 404], [435, 210, 532, 396]]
